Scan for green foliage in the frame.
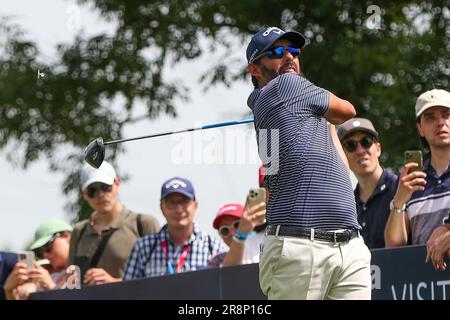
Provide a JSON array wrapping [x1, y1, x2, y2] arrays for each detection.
[[0, 1, 448, 221]]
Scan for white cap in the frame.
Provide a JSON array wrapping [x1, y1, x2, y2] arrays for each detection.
[[80, 160, 117, 191], [415, 89, 450, 118]]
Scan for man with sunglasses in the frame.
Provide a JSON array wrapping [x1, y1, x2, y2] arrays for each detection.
[[337, 118, 398, 249], [69, 161, 160, 285], [123, 177, 226, 279], [247, 26, 371, 300]]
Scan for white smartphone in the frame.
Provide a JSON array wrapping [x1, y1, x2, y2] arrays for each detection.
[[17, 251, 36, 269]]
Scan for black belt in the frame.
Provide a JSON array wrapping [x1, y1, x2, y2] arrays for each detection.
[[266, 225, 359, 243]]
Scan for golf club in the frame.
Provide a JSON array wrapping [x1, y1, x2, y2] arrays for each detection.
[[84, 118, 255, 168]]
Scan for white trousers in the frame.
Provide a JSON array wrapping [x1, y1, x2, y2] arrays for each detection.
[[259, 233, 372, 300]]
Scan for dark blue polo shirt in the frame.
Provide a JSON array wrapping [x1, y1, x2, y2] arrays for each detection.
[[355, 169, 398, 249], [0, 252, 18, 300], [247, 73, 359, 231]]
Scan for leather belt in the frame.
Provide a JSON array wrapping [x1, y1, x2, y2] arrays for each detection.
[[266, 225, 359, 243]]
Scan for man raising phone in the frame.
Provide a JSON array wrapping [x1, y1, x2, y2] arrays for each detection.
[[385, 89, 450, 246]]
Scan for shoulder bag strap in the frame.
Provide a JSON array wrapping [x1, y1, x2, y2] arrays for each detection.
[[89, 229, 117, 268]]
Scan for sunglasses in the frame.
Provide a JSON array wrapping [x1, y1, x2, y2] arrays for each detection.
[[34, 232, 61, 258], [343, 136, 375, 153], [261, 46, 301, 59], [218, 220, 240, 238], [86, 183, 113, 198]]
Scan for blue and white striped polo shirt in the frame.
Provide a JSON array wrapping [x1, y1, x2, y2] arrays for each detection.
[[406, 153, 450, 244], [248, 73, 359, 230]]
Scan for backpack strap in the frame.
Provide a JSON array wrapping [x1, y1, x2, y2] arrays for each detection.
[[208, 235, 213, 256], [136, 214, 144, 238], [89, 229, 117, 268], [75, 221, 89, 250]]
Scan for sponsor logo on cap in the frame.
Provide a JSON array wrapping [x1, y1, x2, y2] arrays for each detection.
[[249, 48, 259, 62], [165, 179, 187, 189], [219, 205, 238, 214], [263, 27, 283, 37]]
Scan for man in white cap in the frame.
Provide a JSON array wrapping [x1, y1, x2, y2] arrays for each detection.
[[385, 89, 450, 248], [68, 161, 160, 285]]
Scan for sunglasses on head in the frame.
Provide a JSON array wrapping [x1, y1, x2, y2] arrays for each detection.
[[218, 220, 240, 238], [261, 46, 301, 59], [34, 232, 61, 258], [86, 183, 113, 198], [343, 136, 375, 153]]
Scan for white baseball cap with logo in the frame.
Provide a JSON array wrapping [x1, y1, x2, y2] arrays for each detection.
[[80, 160, 117, 191], [415, 89, 450, 118]]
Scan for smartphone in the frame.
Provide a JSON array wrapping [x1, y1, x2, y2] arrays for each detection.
[[404, 150, 423, 173], [248, 187, 267, 208], [36, 259, 52, 271], [17, 251, 35, 269]]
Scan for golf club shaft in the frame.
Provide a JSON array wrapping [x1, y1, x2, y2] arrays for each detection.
[[103, 118, 254, 146]]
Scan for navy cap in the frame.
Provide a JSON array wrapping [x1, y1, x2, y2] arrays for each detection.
[[160, 177, 195, 200], [246, 26, 306, 64]]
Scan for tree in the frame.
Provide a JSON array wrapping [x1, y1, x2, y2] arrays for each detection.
[[0, 0, 448, 221]]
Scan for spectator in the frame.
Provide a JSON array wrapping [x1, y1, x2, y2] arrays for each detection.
[[208, 201, 265, 268], [69, 161, 160, 285], [1, 252, 18, 300], [243, 165, 269, 261], [3, 219, 72, 299], [385, 89, 450, 246], [209, 165, 269, 268], [426, 212, 450, 271], [337, 118, 398, 248], [123, 177, 226, 279]]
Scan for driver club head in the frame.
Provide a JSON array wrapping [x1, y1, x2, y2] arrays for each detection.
[[84, 137, 105, 169]]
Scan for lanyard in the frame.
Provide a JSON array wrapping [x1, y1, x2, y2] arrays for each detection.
[[161, 240, 191, 275]]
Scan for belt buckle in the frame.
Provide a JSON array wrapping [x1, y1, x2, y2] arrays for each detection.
[[333, 232, 337, 244], [275, 225, 281, 237]]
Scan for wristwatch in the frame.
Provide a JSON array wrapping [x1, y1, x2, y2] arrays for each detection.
[[390, 200, 406, 214], [444, 212, 450, 225]]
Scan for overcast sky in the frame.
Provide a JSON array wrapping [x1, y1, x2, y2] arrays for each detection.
[[0, 1, 358, 251], [0, 0, 260, 251]]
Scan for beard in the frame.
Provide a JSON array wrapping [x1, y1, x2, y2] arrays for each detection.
[[260, 61, 301, 85], [260, 65, 280, 84]]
